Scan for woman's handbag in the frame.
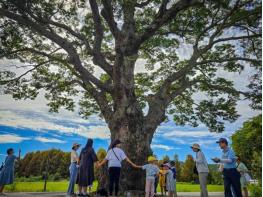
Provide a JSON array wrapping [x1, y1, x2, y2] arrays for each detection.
[[193, 165, 198, 174], [244, 172, 252, 182]]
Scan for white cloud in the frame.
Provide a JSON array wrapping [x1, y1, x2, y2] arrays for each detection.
[[151, 144, 178, 151], [74, 125, 110, 139], [0, 134, 30, 144], [161, 130, 223, 138], [0, 110, 110, 139], [34, 137, 66, 144]]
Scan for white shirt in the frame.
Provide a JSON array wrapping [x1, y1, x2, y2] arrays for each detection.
[[195, 151, 209, 173], [71, 150, 78, 163], [105, 147, 127, 168]]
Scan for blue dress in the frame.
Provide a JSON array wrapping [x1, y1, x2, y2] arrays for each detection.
[[0, 155, 17, 186]]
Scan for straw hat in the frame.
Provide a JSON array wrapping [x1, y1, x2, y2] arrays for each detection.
[[72, 143, 81, 149], [148, 156, 157, 162], [191, 143, 201, 150]]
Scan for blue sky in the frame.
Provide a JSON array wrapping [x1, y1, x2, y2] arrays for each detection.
[[0, 90, 260, 164]]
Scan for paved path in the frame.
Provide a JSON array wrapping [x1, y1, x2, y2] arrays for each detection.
[[1, 192, 224, 197]]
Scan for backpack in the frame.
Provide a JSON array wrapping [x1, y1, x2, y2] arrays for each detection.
[[0, 162, 4, 172], [171, 167, 176, 179]]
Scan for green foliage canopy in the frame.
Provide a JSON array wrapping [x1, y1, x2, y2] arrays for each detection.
[[232, 114, 262, 181], [0, 0, 261, 134]]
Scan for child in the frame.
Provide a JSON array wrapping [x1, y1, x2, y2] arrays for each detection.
[[134, 156, 160, 197], [96, 150, 108, 197], [170, 161, 178, 197], [163, 163, 175, 197], [159, 164, 167, 196], [0, 148, 21, 195]]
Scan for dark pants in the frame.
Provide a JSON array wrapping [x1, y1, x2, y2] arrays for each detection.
[[154, 176, 159, 193], [109, 167, 121, 196], [223, 168, 242, 197]]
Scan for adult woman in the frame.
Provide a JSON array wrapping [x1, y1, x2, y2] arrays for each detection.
[[77, 139, 98, 197], [0, 148, 21, 195], [191, 143, 209, 197], [67, 143, 81, 197], [236, 156, 249, 197], [97, 139, 137, 197]]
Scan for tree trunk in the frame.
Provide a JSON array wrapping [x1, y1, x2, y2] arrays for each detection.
[[105, 50, 162, 192], [109, 97, 159, 192], [109, 116, 153, 192]]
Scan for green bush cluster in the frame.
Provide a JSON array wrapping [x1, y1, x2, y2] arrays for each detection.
[[249, 184, 262, 197]]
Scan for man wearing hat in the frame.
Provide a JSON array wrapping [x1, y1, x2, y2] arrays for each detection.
[[191, 143, 209, 197], [212, 138, 242, 197]]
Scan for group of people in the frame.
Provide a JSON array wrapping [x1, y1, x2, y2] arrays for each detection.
[[67, 138, 178, 197], [66, 137, 250, 197], [0, 136, 250, 197], [191, 138, 250, 197]]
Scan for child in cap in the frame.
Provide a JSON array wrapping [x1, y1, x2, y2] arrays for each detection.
[[163, 163, 175, 197], [134, 156, 160, 197]]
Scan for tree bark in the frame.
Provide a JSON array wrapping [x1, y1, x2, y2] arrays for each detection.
[[108, 114, 154, 192], [106, 51, 158, 192]]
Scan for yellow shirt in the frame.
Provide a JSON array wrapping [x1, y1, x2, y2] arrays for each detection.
[[159, 169, 167, 187]]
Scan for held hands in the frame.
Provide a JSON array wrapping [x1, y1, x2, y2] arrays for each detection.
[[132, 164, 141, 168], [211, 157, 220, 163], [96, 162, 102, 168]]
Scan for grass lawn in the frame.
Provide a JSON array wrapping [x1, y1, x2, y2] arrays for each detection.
[[4, 181, 224, 193]]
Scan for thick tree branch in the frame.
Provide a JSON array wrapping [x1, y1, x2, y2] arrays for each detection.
[[88, 0, 113, 77], [0, 8, 113, 92], [135, 0, 151, 8], [196, 78, 249, 98], [134, 0, 203, 49], [212, 34, 262, 45], [0, 60, 51, 85], [80, 83, 113, 123], [101, 0, 121, 39], [23, 7, 114, 77], [89, 0, 103, 53], [197, 57, 262, 65], [144, 77, 195, 132]]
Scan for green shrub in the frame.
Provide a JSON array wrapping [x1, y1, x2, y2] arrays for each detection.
[[49, 172, 61, 181], [8, 183, 16, 192], [249, 184, 262, 197], [16, 176, 43, 182]]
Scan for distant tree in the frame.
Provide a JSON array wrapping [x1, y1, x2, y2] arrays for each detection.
[[207, 164, 223, 185], [173, 154, 181, 181], [232, 114, 262, 181], [181, 155, 197, 182], [16, 149, 70, 180], [158, 159, 164, 166], [16, 152, 34, 177], [163, 155, 170, 163]]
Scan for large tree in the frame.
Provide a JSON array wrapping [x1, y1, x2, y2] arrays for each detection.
[[232, 114, 262, 181], [0, 0, 261, 190]]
